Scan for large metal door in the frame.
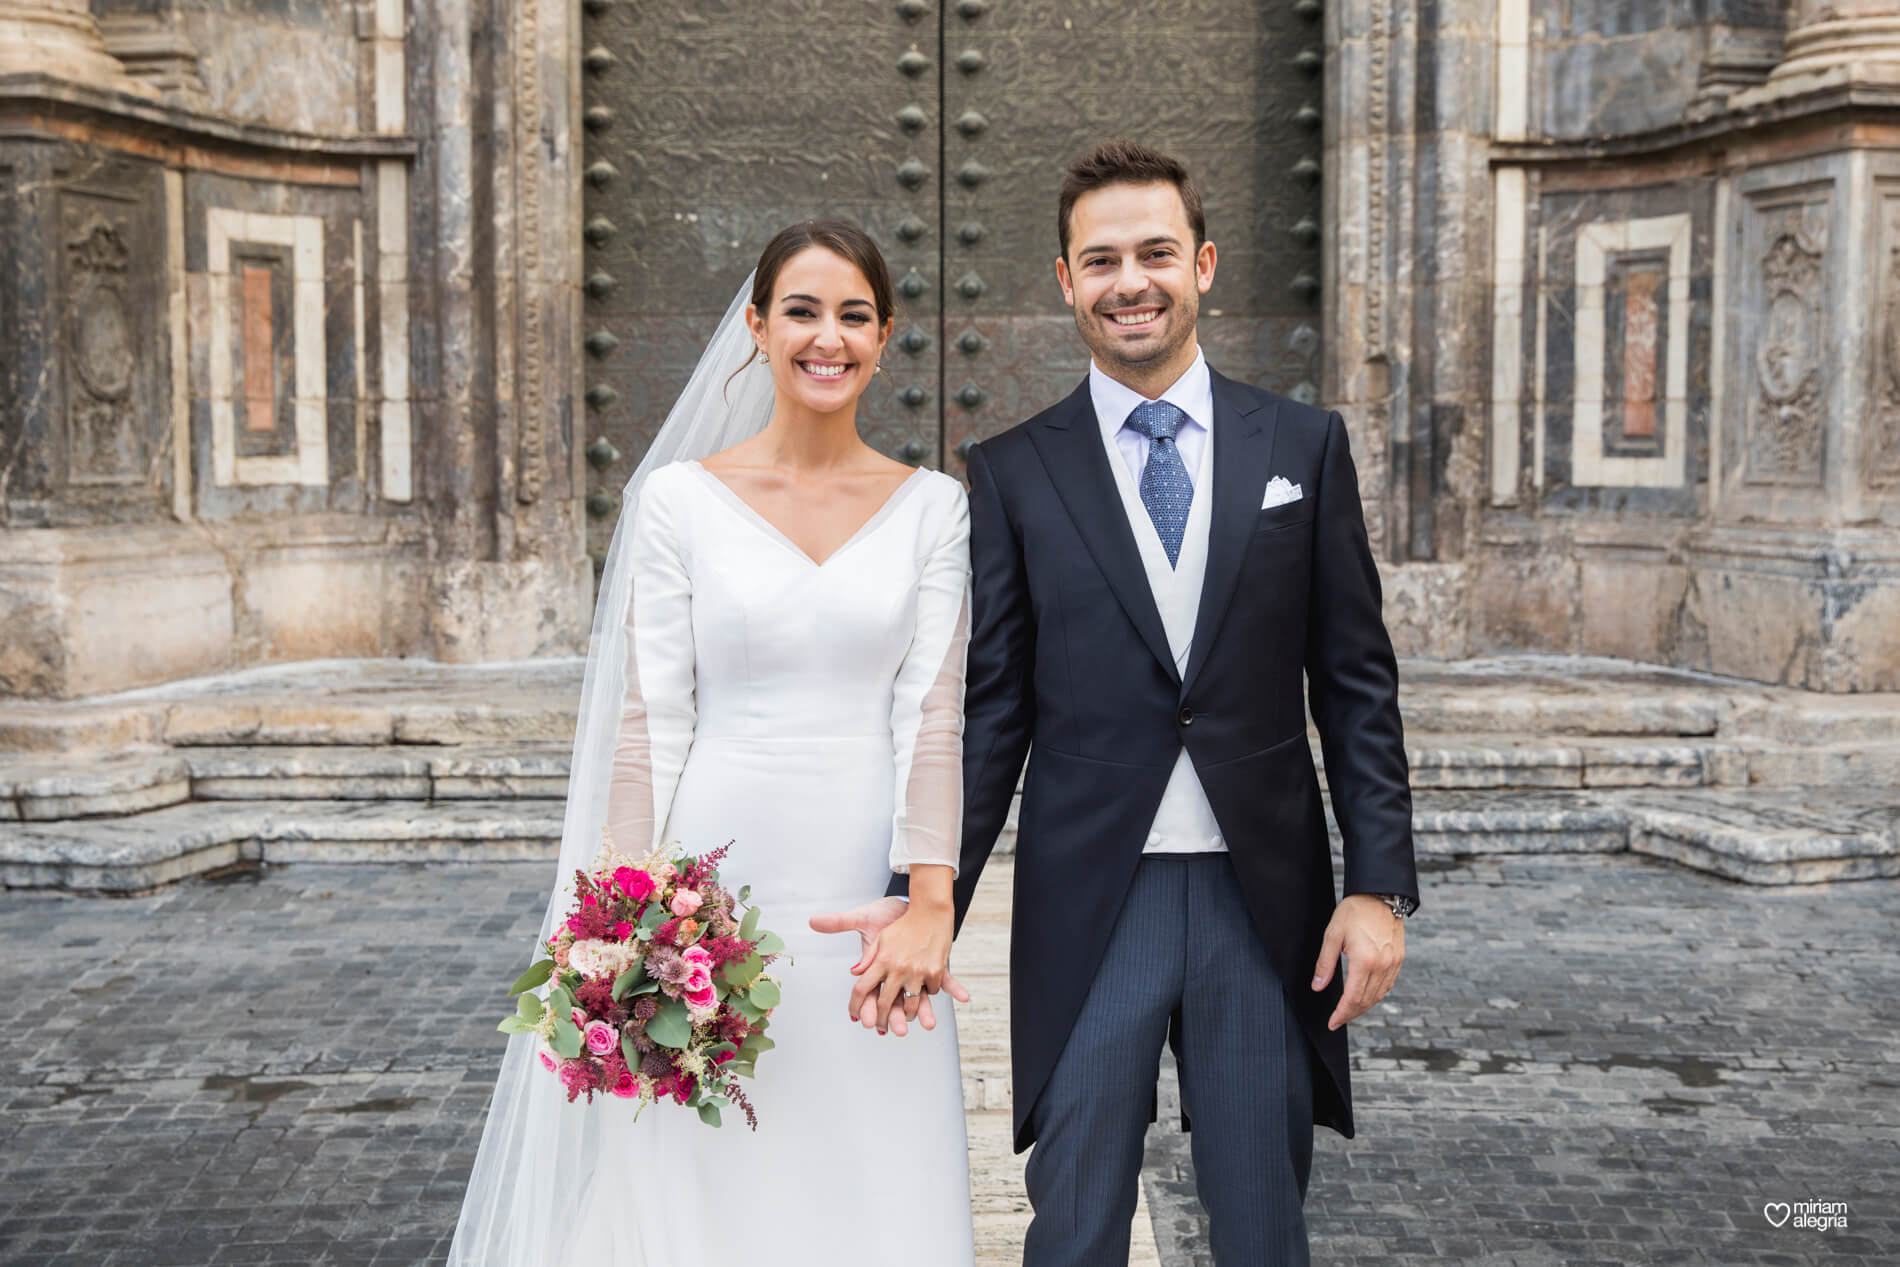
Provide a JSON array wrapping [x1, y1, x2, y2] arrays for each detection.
[[579, 0, 1324, 564]]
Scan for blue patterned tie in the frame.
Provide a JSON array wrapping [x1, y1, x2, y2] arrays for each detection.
[[1124, 400, 1194, 568]]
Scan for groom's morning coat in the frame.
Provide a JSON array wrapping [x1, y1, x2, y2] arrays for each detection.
[[892, 369, 1418, 1151]]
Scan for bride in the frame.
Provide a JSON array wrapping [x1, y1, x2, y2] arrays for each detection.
[[448, 221, 976, 1265]]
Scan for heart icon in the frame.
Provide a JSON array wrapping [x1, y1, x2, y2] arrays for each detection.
[[1763, 1202, 1791, 1228]]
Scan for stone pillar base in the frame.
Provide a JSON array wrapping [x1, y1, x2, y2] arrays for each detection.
[[0, 520, 436, 700], [1731, 17, 1900, 108], [1686, 528, 1900, 693], [429, 560, 593, 664], [0, 2, 156, 99]]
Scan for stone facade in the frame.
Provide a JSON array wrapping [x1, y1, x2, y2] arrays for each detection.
[[0, 0, 587, 698], [1331, 0, 1900, 690], [4, 2, 1899, 697]]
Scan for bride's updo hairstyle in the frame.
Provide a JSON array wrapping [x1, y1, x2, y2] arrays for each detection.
[[732, 220, 897, 383]]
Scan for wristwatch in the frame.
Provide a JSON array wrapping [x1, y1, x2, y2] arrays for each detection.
[[1376, 893, 1416, 920]]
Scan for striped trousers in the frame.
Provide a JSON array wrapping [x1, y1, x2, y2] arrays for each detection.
[[1022, 853, 1315, 1266]]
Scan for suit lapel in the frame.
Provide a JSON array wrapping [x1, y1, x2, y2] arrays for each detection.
[[1028, 381, 1180, 684], [1181, 371, 1278, 696]]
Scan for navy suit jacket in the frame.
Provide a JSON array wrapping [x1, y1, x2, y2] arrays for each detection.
[[891, 369, 1418, 1151]]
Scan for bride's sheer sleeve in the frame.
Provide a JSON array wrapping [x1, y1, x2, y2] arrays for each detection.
[[606, 465, 698, 855], [889, 480, 973, 876]]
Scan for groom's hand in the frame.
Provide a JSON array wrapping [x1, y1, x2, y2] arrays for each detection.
[[807, 898, 968, 1038], [1312, 894, 1406, 1031]]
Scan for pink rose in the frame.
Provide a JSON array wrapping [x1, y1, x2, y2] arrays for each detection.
[[681, 945, 714, 990], [681, 947, 717, 1012], [614, 867, 656, 903], [611, 1068, 639, 1098], [584, 1019, 618, 1056], [671, 889, 703, 918], [538, 1049, 557, 1072]]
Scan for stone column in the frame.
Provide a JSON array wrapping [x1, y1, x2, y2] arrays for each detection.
[[1692, 0, 1900, 691], [1770, 0, 1900, 86], [96, 10, 212, 110], [0, 0, 155, 96], [411, 0, 590, 663]]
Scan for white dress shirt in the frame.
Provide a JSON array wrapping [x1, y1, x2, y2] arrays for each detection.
[[1087, 349, 1227, 855]]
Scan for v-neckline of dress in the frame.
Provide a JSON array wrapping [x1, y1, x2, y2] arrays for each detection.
[[687, 460, 928, 569]]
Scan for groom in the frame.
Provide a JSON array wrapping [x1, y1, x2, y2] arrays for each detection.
[[891, 138, 1418, 1264]]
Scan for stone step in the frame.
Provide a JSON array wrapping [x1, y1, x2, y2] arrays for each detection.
[[182, 745, 572, 801], [1389, 786, 1900, 885], [1329, 735, 1739, 790], [0, 745, 577, 820], [10, 731, 1896, 836], [0, 799, 563, 893], [5, 785, 1893, 895], [14, 655, 1899, 755]]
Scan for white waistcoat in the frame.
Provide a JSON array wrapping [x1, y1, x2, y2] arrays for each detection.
[[1098, 418, 1227, 854]]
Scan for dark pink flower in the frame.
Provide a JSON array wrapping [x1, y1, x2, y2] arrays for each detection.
[[614, 867, 656, 903]]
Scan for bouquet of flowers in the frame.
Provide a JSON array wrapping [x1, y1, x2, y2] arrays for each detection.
[[498, 829, 785, 1129]]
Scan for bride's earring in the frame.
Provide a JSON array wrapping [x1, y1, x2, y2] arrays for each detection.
[[758, 348, 769, 364], [874, 360, 884, 375]]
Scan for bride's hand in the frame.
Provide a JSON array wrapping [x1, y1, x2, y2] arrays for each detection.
[[846, 902, 967, 1036], [808, 898, 959, 1037]]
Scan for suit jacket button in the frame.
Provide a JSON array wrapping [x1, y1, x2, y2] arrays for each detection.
[[1178, 706, 1194, 726]]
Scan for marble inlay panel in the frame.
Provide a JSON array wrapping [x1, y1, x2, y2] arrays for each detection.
[[1571, 212, 1691, 488], [204, 206, 327, 487]]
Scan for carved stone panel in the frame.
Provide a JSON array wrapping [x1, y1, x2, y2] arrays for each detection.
[[1743, 202, 1827, 486], [1869, 193, 1900, 488], [61, 195, 152, 487]]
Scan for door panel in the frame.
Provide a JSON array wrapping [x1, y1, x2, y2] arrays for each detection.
[[579, 0, 942, 563], [939, 0, 1326, 463], [579, 0, 1323, 567]]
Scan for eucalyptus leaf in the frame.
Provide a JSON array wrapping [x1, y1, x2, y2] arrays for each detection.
[[611, 964, 649, 1002], [738, 885, 751, 902], [749, 979, 781, 1010], [516, 992, 545, 1022], [621, 1031, 640, 1067], [645, 999, 692, 1049], [548, 985, 576, 1017], [630, 977, 661, 996], [705, 1041, 737, 1061], [753, 930, 785, 956], [639, 904, 666, 931], [739, 906, 762, 940], [550, 1014, 582, 1059], [497, 1016, 532, 1035], [740, 1033, 776, 1056], [723, 951, 764, 988], [507, 959, 554, 996], [697, 1103, 723, 1128], [733, 994, 764, 1024], [727, 1060, 755, 1079]]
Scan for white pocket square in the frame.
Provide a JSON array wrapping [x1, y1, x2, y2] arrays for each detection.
[[1261, 477, 1303, 509]]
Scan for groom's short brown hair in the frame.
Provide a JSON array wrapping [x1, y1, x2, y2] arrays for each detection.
[[1057, 138, 1206, 262]]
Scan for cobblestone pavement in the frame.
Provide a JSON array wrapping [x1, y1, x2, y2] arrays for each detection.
[[2, 852, 1895, 1266], [1143, 854, 1900, 1266]]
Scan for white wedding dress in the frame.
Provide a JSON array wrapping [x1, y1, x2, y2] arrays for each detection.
[[556, 457, 976, 1264]]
